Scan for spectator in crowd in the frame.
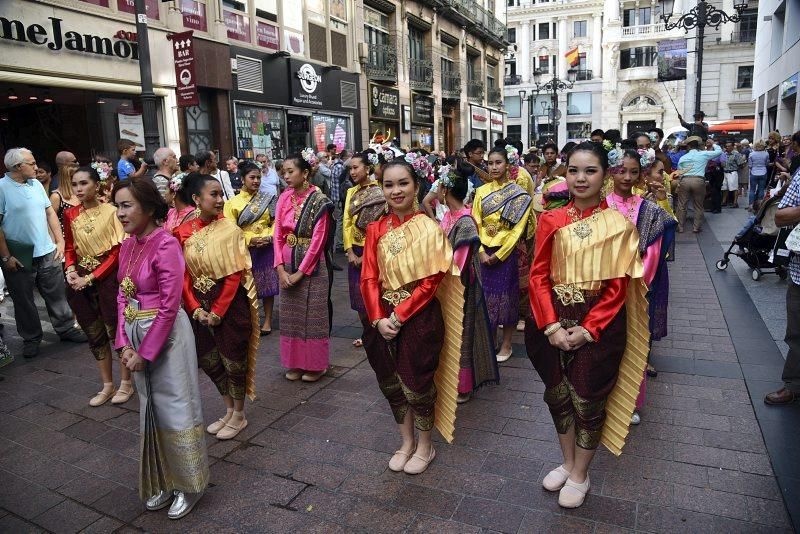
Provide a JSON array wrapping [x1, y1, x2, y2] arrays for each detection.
[[152, 147, 178, 200], [679, 111, 709, 141], [675, 136, 721, 233], [463, 139, 487, 188], [51, 151, 81, 226], [179, 154, 199, 173], [258, 153, 282, 197], [326, 143, 338, 162], [35, 161, 53, 193], [313, 151, 332, 196], [737, 139, 751, 203], [765, 151, 800, 405], [651, 128, 673, 173], [705, 138, 724, 214], [0, 148, 86, 358], [329, 149, 348, 252], [603, 128, 622, 146], [590, 129, 605, 143], [226, 156, 242, 193], [748, 140, 771, 209], [117, 139, 147, 181], [720, 140, 745, 208], [196, 150, 234, 200]]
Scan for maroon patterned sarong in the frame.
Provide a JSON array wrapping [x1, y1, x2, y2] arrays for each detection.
[[66, 264, 118, 361]]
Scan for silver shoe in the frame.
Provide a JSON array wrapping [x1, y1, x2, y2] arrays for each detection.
[[167, 491, 203, 520], [145, 490, 174, 511]]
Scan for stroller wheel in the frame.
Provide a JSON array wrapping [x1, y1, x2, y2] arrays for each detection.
[[715, 260, 728, 271], [751, 268, 762, 281]]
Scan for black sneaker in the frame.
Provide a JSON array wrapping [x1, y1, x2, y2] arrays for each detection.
[[22, 342, 40, 358], [60, 329, 88, 343]]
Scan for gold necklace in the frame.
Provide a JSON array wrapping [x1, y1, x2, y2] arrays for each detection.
[[290, 187, 309, 221], [566, 204, 602, 240], [120, 232, 156, 320], [190, 217, 215, 254], [608, 194, 636, 223], [384, 213, 407, 256], [80, 204, 103, 234]]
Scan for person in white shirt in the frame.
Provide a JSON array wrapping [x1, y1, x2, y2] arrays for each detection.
[[256, 153, 282, 197], [196, 150, 234, 200]]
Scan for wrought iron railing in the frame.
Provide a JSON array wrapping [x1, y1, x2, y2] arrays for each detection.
[[364, 43, 398, 83], [467, 79, 484, 101], [730, 30, 756, 43], [504, 75, 522, 85], [574, 69, 593, 81], [442, 70, 462, 98], [487, 87, 502, 106], [409, 58, 434, 91]]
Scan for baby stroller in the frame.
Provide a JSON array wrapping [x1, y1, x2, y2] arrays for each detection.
[[715, 195, 789, 281]]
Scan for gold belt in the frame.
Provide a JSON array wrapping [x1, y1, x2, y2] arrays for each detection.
[[78, 255, 101, 271], [552, 283, 602, 306], [193, 274, 215, 294], [286, 233, 311, 248], [381, 283, 418, 307], [124, 306, 157, 323]]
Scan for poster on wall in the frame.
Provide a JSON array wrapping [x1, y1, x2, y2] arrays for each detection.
[[224, 10, 250, 42], [117, 0, 160, 19], [118, 113, 145, 152], [257, 22, 280, 50], [180, 0, 207, 32], [490, 111, 504, 133], [285, 30, 304, 54], [313, 114, 349, 152], [657, 39, 687, 82], [330, 0, 346, 19]]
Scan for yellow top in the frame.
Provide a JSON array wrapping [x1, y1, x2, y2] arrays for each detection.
[[514, 167, 538, 240], [633, 176, 676, 219], [471, 180, 532, 262], [343, 180, 381, 251], [71, 203, 125, 259], [184, 218, 252, 281], [223, 191, 274, 246]]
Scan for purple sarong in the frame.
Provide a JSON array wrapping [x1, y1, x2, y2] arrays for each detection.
[[348, 245, 366, 314], [480, 246, 519, 329], [251, 246, 279, 298]]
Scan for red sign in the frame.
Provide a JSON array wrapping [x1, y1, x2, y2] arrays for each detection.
[[180, 0, 207, 32], [224, 10, 250, 42], [257, 21, 279, 50], [168, 31, 199, 107], [117, 0, 160, 20]]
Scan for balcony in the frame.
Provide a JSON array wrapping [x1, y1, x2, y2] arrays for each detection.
[[467, 79, 484, 102], [442, 70, 462, 99], [621, 22, 667, 39], [440, 0, 508, 48], [504, 74, 522, 86], [409, 58, 434, 92], [574, 69, 593, 81], [730, 30, 756, 43], [487, 87, 502, 106], [364, 43, 398, 83]]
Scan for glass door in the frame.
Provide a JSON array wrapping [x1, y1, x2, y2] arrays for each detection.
[[287, 112, 311, 155]]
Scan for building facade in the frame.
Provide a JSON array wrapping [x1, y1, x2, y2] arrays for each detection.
[[753, 0, 800, 138], [355, 0, 508, 154]]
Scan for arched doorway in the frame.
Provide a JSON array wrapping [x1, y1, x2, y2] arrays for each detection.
[[620, 94, 665, 137]]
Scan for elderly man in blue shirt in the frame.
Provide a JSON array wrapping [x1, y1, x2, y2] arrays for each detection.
[[0, 148, 86, 358], [675, 136, 722, 233]]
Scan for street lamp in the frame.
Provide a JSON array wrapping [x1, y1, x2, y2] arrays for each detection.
[[661, 0, 749, 118], [530, 68, 576, 146]]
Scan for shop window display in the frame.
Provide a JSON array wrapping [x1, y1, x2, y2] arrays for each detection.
[[235, 104, 285, 160]]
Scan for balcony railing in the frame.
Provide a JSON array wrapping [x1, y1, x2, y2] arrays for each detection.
[[440, 0, 508, 48], [504, 74, 522, 86], [442, 70, 462, 99], [621, 22, 666, 37], [574, 69, 593, 81], [730, 30, 756, 43], [487, 87, 502, 106], [467, 79, 484, 102], [364, 43, 398, 83], [409, 58, 434, 92]]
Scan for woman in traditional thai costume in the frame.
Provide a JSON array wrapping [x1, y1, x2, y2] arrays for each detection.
[[174, 174, 259, 441], [606, 148, 677, 425], [163, 172, 195, 233], [224, 161, 279, 335], [471, 147, 532, 362], [113, 179, 208, 520], [361, 160, 463, 475], [273, 154, 334, 383], [64, 166, 131, 406], [344, 152, 387, 347], [526, 142, 650, 508], [437, 161, 498, 404]]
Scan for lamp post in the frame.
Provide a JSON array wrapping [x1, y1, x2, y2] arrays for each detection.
[[134, 0, 160, 164], [531, 68, 576, 147], [661, 0, 749, 118]]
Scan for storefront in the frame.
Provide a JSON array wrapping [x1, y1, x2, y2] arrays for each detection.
[[367, 83, 400, 145], [490, 110, 505, 145], [231, 49, 360, 160], [0, 1, 179, 169], [470, 105, 489, 144], [410, 93, 434, 151]]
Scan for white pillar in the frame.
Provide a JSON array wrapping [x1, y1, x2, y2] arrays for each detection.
[[604, 0, 620, 22], [519, 21, 531, 82], [592, 15, 602, 77], [558, 17, 568, 79], [674, 0, 685, 15]]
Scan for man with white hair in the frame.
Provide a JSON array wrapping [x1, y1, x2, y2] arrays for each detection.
[[152, 147, 178, 199], [0, 148, 86, 358]]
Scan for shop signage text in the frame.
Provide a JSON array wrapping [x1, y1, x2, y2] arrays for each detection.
[[0, 16, 139, 60], [411, 93, 435, 126], [471, 105, 489, 130], [369, 84, 399, 121], [490, 111, 504, 133], [168, 31, 198, 107], [290, 61, 323, 108], [257, 21, 279, 51]]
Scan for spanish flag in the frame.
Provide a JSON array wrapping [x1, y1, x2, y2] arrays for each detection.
[[565, 47, 580, 67]]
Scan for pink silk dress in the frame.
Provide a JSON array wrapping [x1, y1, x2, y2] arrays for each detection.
[[439, 207, 472, 272], [164, 206, 194, 233], [273, 185, 331, 371]]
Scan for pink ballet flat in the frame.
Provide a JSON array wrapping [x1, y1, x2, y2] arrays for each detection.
[[542, 465, 571, 491]]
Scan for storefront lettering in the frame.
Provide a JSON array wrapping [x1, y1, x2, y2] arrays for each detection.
[[369, 84, 399, 121], [296, 64, 322, 93], [0, 16, 138, 60]]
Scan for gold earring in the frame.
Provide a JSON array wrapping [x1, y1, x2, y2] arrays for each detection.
[[413, 196, 420, 212], [193, 207, 202, 218]]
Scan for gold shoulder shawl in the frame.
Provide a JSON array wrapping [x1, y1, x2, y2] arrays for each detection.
[[184, 218, 260, 401], [554, 208, 650, 456], [71, 204, 125, 258], [377, 215, 465, 443]]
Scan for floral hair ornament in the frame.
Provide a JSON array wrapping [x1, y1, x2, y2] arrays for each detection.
[[504, 144, 521, 166], [366, 152, 380, 166], [254, 161, 263, 170], [404, 151, 433, 181], [647, 132, 659, 144], [638, 147, 656, 170], [301, 147, 318, 167], [607, 144, 625, 170], [91, 161, 110, 184], [438, 164, 459, 189], [169, 172, 187, 193], [602, 139, 614, 152]]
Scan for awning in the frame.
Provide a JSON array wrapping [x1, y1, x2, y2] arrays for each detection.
[[708, 119, 754, 133]]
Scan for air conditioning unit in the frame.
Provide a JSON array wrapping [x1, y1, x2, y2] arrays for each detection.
[[231, 58, 238, 74]]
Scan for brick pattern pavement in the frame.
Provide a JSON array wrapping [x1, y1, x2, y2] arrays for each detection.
[[0, 238, 793, 533]]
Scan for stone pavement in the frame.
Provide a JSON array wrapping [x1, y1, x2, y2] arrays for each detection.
[[0, 240, 795, 533]]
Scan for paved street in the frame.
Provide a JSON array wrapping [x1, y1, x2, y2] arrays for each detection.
[[0, 228, 796, 533]]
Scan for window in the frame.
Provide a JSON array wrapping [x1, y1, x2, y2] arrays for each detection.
[[620, 46, 657, 69], [639, 7, 651, 25], [408, 26, 425, 61], [538, 22, 550, 40], [223, 0, 246, 12], [623, 8, 635, 27], [538, 55, 549, 74], [506, 96, 521, 118], [282, 0, 303, 30], [738, 9, 757, 41], [567, 92, 592, 115], [567, 122, 591, 139], [507, 125, 521, 142], [467, 55, 479, 82], [255, 0, 277, 21], [505, 60, 516, 76], [737, 65, 754, 89], [578, 52, 587, 70], [330, 0, 347, 20], [574, 20, 587, 38], [364, 7, 389, 46], [507, 27, 516, 43]]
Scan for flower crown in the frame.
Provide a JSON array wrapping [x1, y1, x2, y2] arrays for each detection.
[[169, 172, 187, 192], [438, 164, 460, 189], [607, 144, 625, 169], [602, 139, 614, 152], [366, 152, 379, 166], [638, 147, 656, 169], [301, 147, 318, 167], [254, 161, 263, 170], [505, 145, 520, 166], [91, 161, 110, 184], [647, 132, 659, 144]]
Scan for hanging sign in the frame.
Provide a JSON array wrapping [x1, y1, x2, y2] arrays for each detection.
[[167, 30, 198, 107]]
